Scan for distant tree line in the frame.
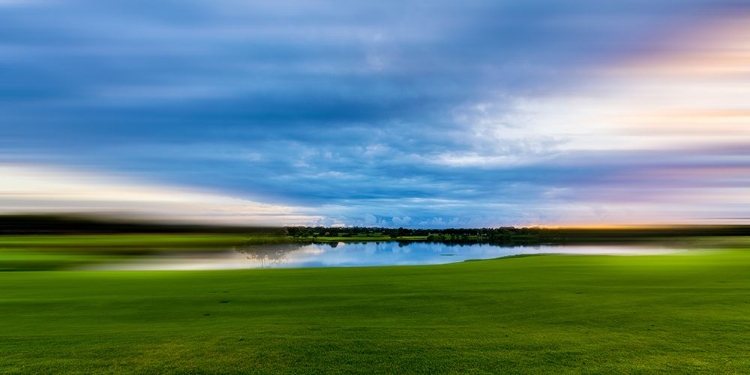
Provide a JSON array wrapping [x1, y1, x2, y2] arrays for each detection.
[[285, 225, 750, 245], [1, 214, 748, 243], [0, 214, 286, 235]]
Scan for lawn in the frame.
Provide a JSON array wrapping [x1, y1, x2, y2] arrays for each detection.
[[1, 249, 750, 373]]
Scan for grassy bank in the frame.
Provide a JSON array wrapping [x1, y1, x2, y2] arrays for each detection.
[[0, 234, 268, 270], [2, 249, 750, 373]]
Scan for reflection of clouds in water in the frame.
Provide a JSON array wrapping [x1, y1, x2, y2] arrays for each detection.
[[242, 243, 683, 269], [288, 243, 670, 267], [298, 247, 326, 255], [365, 244, 377, 255], [235, 243, 304, 265], [244, 242, 692, 267], [92, 242, 686, 271]]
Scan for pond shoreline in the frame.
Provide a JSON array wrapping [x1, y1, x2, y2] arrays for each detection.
[[86, 242, 687, 271]]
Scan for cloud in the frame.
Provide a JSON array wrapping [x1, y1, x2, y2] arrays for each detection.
[[0, 164, 319, 225], [0, 1, 748, 227], [392, 216, 411, 226]]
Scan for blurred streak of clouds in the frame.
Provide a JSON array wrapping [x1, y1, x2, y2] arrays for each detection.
[[0, 164, 319, 225], [0, 0, 748, 227]]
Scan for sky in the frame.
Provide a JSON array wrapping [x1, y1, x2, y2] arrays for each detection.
[[1, 0, 749, 227]]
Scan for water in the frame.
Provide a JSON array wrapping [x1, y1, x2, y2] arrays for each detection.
[[93, 241, 684, 271]]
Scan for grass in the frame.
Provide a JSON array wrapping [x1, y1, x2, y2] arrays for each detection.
[[2, 248, 750, 373], [0, 233, 250, 252], [0, 234, 264, 270]]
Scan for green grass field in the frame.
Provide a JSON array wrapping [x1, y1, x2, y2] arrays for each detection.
[[2, 248, 750, 373]]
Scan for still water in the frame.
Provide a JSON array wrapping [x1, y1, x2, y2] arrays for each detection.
[[95, 241, 684, 271]]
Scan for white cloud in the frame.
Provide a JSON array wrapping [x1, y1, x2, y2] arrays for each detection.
[[449, 14, 750, 164], [0, 163, 319, 225], [508, 15, 750, 152], [392, 216, 411, 226]]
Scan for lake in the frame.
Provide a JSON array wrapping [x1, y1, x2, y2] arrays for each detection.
[[94, 241, 684, 271]]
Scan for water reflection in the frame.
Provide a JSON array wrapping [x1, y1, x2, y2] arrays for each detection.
[[95, 242, 684, 271], [238, 243, 304, 267]]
